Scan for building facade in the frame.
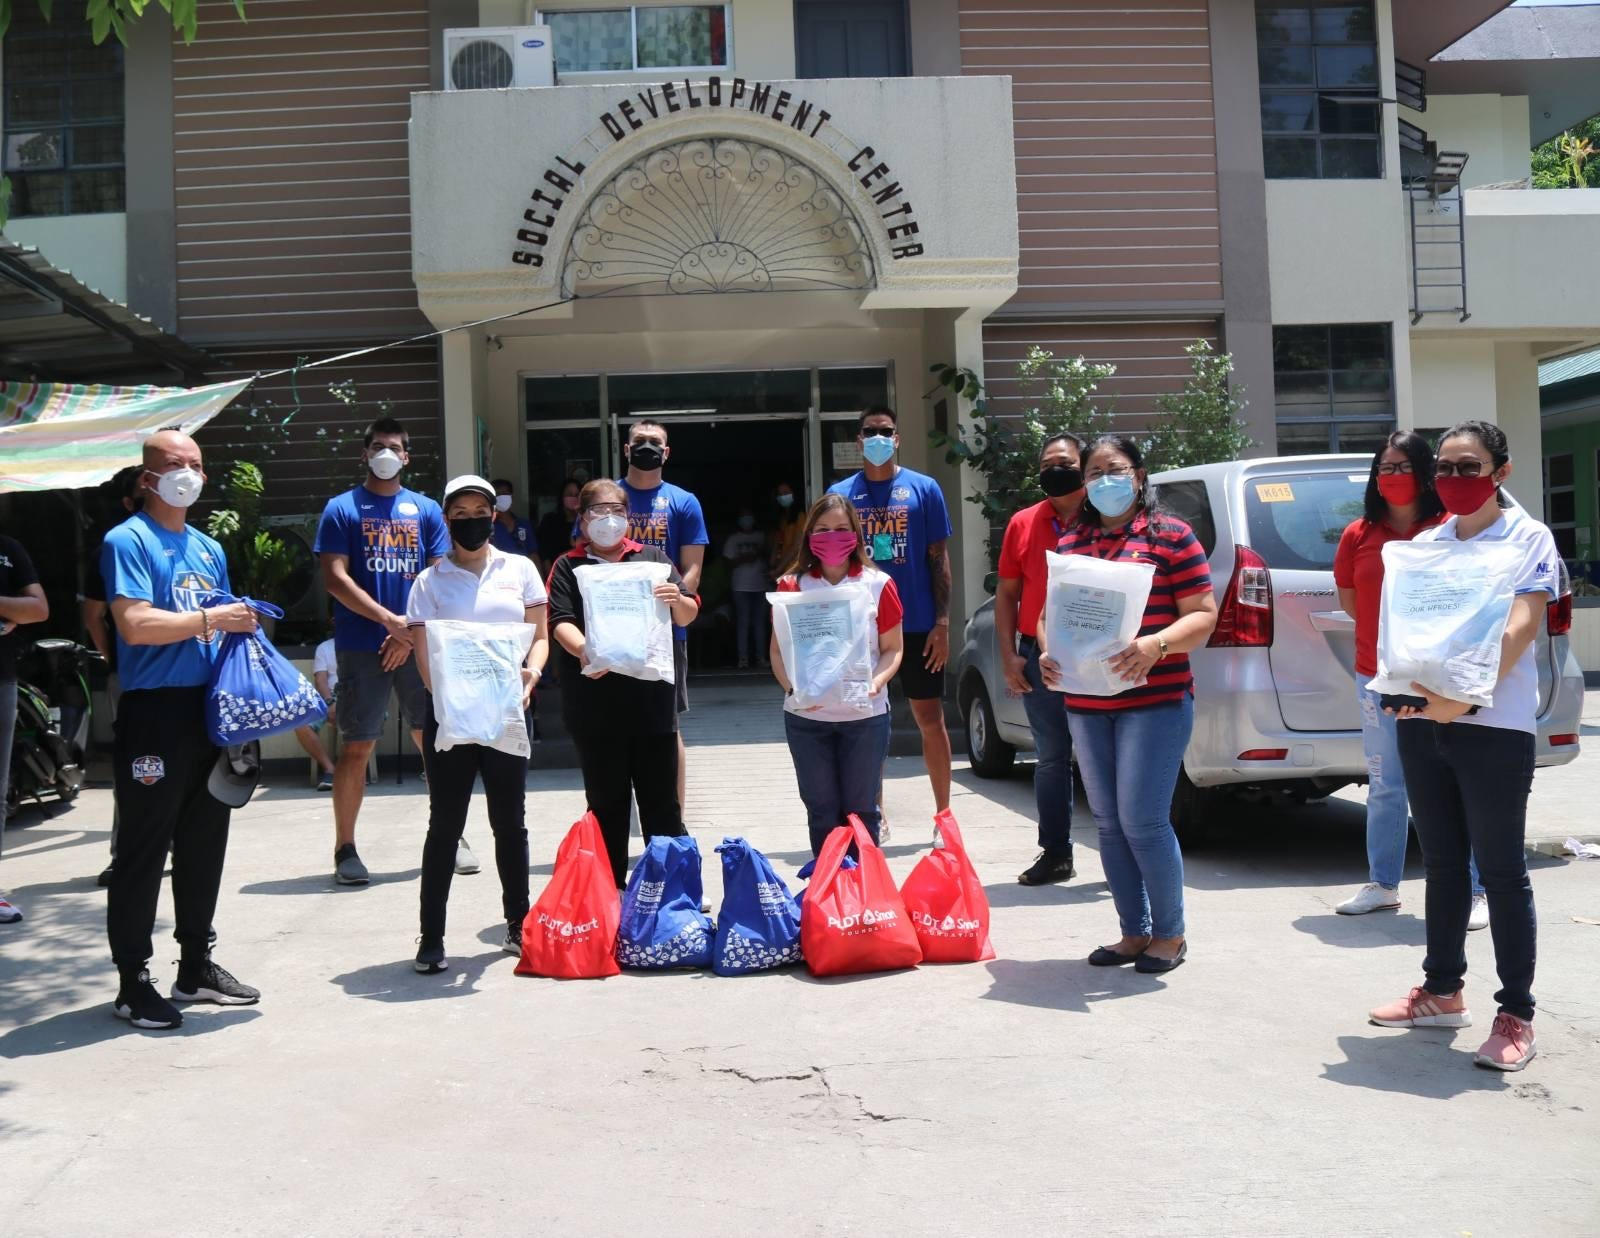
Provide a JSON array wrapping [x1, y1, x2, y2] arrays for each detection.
[[5, 0, 1599, 629]]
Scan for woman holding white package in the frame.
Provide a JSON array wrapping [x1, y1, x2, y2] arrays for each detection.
[[1041, 435, 1216, 974], [769, 494, 904, 856], [406, 475, 549, 974], [547, 479, 700, 889], [1367, 421, 1557, 1072]]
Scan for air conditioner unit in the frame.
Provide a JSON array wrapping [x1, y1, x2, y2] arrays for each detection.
[[443, 26, 554, 91]]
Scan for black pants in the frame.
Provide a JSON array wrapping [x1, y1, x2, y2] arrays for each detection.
[[107, 687, 229, 974], [575, 729, 682, 888], [1397, 719, 1537, 1021], [419, 703, 530, 941]]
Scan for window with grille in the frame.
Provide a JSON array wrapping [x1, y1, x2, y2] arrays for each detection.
[[540, 6, 730, 74], [1273, 323, 1394, 454], [2, 3, 125, 218], [1257, 3, 1382, 179]]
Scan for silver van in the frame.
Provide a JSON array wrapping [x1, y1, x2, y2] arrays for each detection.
[[955, 454, 1584, 837]]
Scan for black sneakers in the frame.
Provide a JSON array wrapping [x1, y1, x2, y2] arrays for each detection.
[[502, 922, 522, 956], [415, 937, 447, 974], [1018, 847, 1076, 886], [171, 958, 260, 1005], [113, 969, 183, 1030], [334, 843, 370, 885]]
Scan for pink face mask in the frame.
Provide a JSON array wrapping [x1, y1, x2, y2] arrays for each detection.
[[809, 529, 858, 566]]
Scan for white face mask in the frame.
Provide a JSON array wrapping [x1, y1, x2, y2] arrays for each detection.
[[367, 447, 403, 481], [495, 494, 513, 513], [150, 466, 204, 508], [586, 513, 627, 548]]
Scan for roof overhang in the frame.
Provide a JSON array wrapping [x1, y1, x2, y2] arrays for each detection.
[[1429, 5, 1600, 143], [1391, 0, 1516, 64], [0, 239, 213, 383]]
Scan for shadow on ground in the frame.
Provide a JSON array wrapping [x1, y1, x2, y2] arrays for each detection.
[[0, 1005, 261, 1059], [331, 950, 511, 1002], [1321, 1030, 1509, 1099], [980, 957, 1168, 1014]]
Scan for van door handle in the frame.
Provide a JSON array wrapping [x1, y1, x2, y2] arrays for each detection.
[[1310, 609, 1356, 633]]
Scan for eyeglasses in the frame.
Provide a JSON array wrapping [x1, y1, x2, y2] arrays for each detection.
[[1376, 463, 1414, 476], [1435, 460, 1489, 478], [584, 503, 627, 517], [1083, 466, 1135, 482]]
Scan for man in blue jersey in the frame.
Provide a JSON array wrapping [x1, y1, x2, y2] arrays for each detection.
[[315, 418, 450, 885], [490, 477, 537, 562], [102, 429, 262, 1029], [620, 420, 708, 810], [829, 406, 955, 827]]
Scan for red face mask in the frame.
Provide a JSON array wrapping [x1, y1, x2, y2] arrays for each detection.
[[808, 529, 858, 566], [1434, 473, 1498, 516], [1375, 473, 1419, 506]]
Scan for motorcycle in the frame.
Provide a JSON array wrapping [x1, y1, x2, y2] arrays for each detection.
[[6, 637, 100, 819]]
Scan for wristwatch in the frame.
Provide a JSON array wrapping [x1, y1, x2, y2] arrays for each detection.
[[1156, 634, 1169, 658]]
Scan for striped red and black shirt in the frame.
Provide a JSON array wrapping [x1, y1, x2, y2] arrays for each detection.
[[1054, 510, 1213, 712]]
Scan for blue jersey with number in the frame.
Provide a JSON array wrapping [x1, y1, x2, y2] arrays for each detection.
[[314, 485, 449, 652], [101, 512, 233, 691], [828, 466, 952, 633]]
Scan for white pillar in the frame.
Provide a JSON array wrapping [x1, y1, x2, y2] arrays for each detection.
[[953, 307, 992, 624], [439, 328, 484, 480], [1494, 340, 1542, 474]]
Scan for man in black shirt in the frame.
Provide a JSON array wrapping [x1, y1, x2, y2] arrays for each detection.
[[1, 534, 49, 923]]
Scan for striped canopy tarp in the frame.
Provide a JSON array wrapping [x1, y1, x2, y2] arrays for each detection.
[[0, 377, 253, 493]]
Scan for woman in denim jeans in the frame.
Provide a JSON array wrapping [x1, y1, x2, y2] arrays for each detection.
[[1333, 433, 1491, 925], [1041, 435, 1217, 974], [1368, 420, 1556, 1072], [770, 495, 904, 856]]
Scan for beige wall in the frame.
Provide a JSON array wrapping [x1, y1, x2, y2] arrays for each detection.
[[1400, 93, 1532, 187], [1405, 335, 1542, 472], [3, 213, 128, 303], [478, 0, 796, 80]]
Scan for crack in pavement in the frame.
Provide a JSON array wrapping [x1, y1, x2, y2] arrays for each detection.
[[638, 1047, 930, 1126]]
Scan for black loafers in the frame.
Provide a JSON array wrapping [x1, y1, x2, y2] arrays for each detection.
[[1134, 942, 1188, 973], [1088, 945, 1142, 967]]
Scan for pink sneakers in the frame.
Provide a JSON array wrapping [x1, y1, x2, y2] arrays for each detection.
[[1369, 985, 1471, 1028], [1474, 1013, 1537, 1071]]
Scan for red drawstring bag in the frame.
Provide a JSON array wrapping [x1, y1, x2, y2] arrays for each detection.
[[801, 815, 922, 977], [516, 812, 621, 979], [900, 810, 995, 963]]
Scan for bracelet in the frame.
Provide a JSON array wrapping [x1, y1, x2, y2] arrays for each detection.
[[199, 607, 212, 642]]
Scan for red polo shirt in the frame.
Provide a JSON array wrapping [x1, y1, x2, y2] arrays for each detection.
[[997, 499, 1074, 638], [1332, 515, 1443, 678]]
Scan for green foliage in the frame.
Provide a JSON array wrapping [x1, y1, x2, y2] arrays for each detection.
[[1144, 340, 1254, 472], [205, 461, 297, 603], [927, 346, 1117, 577], [1532, 116, 1600, 189], [929, 340, 1253, 582]]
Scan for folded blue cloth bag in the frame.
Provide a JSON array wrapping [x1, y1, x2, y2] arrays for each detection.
[[203, 595, 327, 747], [712, 837, 804, 975], [616, 835, 714, 970]]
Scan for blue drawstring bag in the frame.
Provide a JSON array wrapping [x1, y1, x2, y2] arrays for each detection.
[[616, 835, 713, 970], [203, 595, 328, 747], [712, 837, 803, 976]]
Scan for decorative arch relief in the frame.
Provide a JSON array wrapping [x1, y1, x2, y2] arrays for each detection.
[[561, 138, 875, 298]]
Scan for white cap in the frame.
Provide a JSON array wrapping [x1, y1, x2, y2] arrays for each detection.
[[442, 474, 496, 507]]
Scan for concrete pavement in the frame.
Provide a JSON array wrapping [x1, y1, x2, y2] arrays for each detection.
[[2, 685, 1598, 1236]]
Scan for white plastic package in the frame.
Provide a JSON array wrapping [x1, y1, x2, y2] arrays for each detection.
[[1367, 539, 1524, 708], [1040, 550, 1157, 696], [575, 559, 675, 683], [424, 619, 537, 758], [767, 583, 876, 715]]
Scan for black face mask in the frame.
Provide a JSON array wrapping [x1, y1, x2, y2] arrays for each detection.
[[629, 442, 665, 472], [1039, 465, 1083, 498], [450, 516, 493, 551]]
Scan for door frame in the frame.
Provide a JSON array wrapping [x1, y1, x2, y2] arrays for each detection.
[[792, 0, 912, 79]]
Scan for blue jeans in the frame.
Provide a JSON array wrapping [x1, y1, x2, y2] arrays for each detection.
[[1360, 686, 1480, 894], [1067, 696, 1191, 939], [1018, 637, 1073, 852], [784, 709, 891, 855]]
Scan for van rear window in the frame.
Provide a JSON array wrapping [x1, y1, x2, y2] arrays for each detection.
[[1243, 472, 1366, 570]]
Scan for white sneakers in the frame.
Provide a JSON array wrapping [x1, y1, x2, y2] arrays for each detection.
[[454, 839, 481, 876], [1336, 883, 1401, 915], [0, 894, 22, 924], [1467, 893, 1490, 932]]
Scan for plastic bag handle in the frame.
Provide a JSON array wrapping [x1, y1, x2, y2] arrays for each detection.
[[197, 590, 286, 621], [933, 809, 964, 854], [846, 813, 878, 854]]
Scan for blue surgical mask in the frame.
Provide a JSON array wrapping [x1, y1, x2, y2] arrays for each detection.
[[861, 434, 896, 468], [1087, 474, 1137, 519]]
